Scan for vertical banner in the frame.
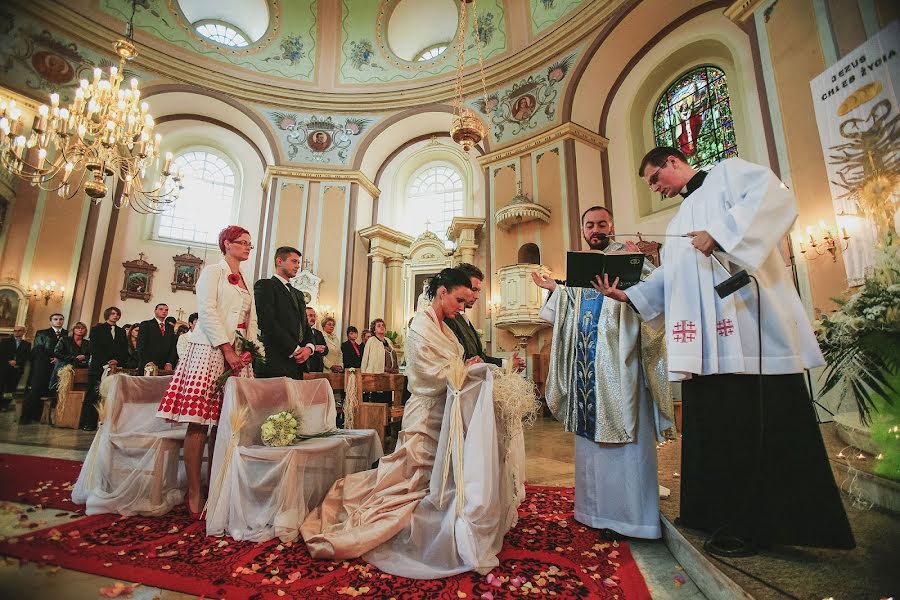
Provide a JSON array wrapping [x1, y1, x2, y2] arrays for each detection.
[[810, 20, 899, 286]]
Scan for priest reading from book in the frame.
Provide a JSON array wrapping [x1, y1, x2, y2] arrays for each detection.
[[532, 206, 675, 539], [597, 146, 853, 554]]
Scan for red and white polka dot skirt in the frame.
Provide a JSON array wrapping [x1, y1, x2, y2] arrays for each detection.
[[156, 342, 253, 426]]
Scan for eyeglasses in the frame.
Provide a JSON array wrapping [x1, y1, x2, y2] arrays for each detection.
[[230, 240, 254, 249], [647, 161, 669, 186]]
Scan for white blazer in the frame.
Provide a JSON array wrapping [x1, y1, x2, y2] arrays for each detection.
[[191, 259, 259, 349]]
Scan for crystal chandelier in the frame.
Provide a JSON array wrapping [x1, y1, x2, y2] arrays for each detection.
[[0, 1, 182, 213], [450, 0, 488, 153]]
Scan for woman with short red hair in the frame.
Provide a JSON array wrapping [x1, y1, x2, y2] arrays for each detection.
[[157, 225, 262, 518]]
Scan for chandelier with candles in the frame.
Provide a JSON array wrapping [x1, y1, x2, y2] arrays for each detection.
[[0, 1, 182, 213], [449, 0, 489, 153]]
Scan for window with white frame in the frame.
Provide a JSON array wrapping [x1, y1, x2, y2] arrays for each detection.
[[155, 150, 237, 246], [406, 164, 465, 241]]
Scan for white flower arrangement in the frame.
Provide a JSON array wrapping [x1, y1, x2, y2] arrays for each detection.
[[260, 411, 300, 447]]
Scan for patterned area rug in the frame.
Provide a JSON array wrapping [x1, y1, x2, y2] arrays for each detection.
[[0, 456, 650, 599], [0, 453, 83, 513]]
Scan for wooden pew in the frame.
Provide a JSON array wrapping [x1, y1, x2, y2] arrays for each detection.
[[49, 368, 90, 428], [304, 369, 407, 451]]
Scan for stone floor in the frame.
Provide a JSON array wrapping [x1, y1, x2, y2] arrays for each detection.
[[0, 401, 704, 599]]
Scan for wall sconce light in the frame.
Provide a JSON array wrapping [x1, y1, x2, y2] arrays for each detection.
[[798, 220, 850, 262], [30, 279, 64, 305], [320, 305, 335, 319]]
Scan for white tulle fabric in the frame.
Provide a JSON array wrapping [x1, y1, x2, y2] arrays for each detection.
[[365, 362, 527, 579], [72, 375, 188, 516], [205, 376, 383, 543]]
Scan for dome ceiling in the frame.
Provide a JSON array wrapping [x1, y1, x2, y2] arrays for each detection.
[[0, 0, 628, 109]]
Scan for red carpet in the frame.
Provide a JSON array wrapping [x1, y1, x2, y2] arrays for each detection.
[[0, 453, 84, 513], [0, 457, 650, 599]]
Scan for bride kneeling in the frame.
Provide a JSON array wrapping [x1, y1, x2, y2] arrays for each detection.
[[301, 267, 526, 578]]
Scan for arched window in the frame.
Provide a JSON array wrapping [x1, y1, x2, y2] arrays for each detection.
[[195, 22, 250, 47], [653, 66, 737, 169], [406, 164, 465, 241], [155, 150, 238, 245]]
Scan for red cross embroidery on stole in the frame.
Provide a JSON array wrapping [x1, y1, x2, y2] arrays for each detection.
[[672, 320, 697, 343], [716, 319, 734, 336]]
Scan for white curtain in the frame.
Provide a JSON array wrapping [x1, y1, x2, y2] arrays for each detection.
[[205, 376, 383, 543], [72, 375, 187, 516], [364, 363, 526, 578]]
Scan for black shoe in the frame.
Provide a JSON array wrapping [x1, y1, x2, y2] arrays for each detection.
[[80, 425, 97, 432], [18, 417, 34, 425]]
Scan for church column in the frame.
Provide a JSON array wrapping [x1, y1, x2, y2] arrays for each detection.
[[447, 217, 485, 266], [385, 256, 405, 332], [369, 251, 388, 321], [359, 224, 414, 326]]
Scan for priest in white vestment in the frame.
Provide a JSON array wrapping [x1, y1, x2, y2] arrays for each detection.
[[599, 147, 853, 551], [534, 206, 675, 539]]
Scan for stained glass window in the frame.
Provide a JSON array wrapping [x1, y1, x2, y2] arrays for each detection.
[[653, 66, 737, 170]]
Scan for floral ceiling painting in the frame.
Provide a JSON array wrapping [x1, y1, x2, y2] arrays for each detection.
[[530, 0, 585, 35], [339, 0, 506, 84], [470, 52, 578, 145], [265, 110, 378, 164], [100, 0, 317, 80], [0, 8, 150, 103]]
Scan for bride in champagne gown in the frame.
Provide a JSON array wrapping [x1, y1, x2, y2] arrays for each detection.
[[301, 268, 526, 578]]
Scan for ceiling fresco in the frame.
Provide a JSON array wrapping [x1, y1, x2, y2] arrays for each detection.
[[100, 0, 318, 81], [530, 0, 586, 35], [260, 107, 381, 165], [338, 0, 506, 85], [0, 7, 155, 103], [467, 47, 581, 146]]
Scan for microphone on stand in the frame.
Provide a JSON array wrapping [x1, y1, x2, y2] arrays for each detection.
[[607, 233, 750, 298]]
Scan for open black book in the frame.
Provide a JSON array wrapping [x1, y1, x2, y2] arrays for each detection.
[[565, 250, 645, 289]]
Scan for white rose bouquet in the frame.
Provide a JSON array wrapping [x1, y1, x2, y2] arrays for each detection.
[[261, 411, 301, 447]]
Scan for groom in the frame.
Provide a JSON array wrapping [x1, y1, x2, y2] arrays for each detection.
[[254, 246, 315, 379]]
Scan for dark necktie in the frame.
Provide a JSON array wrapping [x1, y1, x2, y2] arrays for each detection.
[[285, 283, 300, 311], [159, 322, 165, 336]]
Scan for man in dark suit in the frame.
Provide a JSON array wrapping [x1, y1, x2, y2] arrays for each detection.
[[20, 313, 66, 424], [79, 306, 129, 430], [136, 304, 177, 372], [253, 246, 315, 379], [341, 326, 363, 370], [445, 263, 525, 372], [305, 307, 328, 373], [1, 326, 30, 411]]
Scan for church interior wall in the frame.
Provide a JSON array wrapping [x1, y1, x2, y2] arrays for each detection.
[[761, 0, 850, 314], [95, 119, 265, 327]]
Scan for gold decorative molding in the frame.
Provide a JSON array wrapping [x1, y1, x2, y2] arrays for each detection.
[[723, 0, 768, 23], [0, 86, 41, 114], [262, 166, 379, 198], [477, 122, 608, 167], [16, 0, 631, 112]]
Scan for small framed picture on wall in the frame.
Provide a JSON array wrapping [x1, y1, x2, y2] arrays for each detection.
[[172, 249, 204, 294], [120, 253, 157, 302]]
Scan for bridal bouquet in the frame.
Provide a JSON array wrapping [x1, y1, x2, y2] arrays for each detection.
[[261, 411, 300, 447], [210, 331, 266, 398]]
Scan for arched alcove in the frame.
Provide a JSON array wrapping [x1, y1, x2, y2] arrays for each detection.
[[518, 243, 541, 265]]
